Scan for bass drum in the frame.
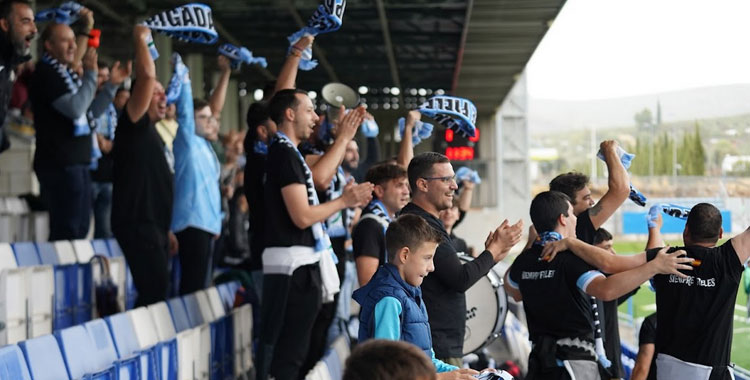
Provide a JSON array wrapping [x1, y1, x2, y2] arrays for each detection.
[[460, 255, 509, 355]]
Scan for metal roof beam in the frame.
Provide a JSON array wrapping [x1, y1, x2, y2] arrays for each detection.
[[374, 0, 403, 104]]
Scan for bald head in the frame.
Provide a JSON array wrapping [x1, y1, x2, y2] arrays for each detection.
[[41, 23, 76, 66]]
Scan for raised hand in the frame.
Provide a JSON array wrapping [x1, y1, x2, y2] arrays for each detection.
[[342, 181, 374, 208], [82, 48, 97, 72], [651, 247, 693, 278], [334, 105, 365, 142], [109, 60, 133, 85]]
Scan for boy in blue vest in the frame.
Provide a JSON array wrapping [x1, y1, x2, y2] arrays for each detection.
[[353, 214, 480, 379]]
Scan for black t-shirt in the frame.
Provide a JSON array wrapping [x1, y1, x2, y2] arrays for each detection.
[[263, 139, 314, 248], [508, 245, 600, 342], [639, 313, 658, 380], [647, 242, 743, 367], [30, 60, 91, 170], [244, 150, 266, 270], [600, 287, 638, 378], [449, 232, 469, 255], [352, 213, 386, 265], [576, 209, 596, 244], [111, 111, 173, 232]]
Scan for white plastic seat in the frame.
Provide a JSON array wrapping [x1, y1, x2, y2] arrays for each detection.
[[305, 360, 332, 380], [52, 241, 77, 265], [105, 256, 127, 312], [127, 307, 160, 349], [232, 304, 253, 376], [26, 265, 54, 338], [194, 290, 215, 323], [205, 287, 225, 319], [0, 243, 26, 345], [148, 302, 177, 341], [71, 239, 95, 263], [176, 328, 198, 380]]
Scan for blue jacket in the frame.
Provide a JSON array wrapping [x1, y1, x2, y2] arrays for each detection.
[[171, 71, 222, 235], [354, 264, 434, 357]]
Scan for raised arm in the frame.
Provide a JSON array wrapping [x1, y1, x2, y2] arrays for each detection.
[[589, 140, 630, 229], [126, 25, 156, 123], [396, 110, 418, 168], [209, 55, 231, 116], [646, 212, 665, 250], [274, 36, 314, 94], [731, 225, 750, 266], [73, 8, 94, 67], [585, 247, 692, 301], [308, 106, 365, 190], [542, 237, 648, 274], [281, 181, 373, 229]]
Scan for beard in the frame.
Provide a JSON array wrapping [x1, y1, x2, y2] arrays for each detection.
[[342, 159, 358, 172], [8, 25, 33, 58]]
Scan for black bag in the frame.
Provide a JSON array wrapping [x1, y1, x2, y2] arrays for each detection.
[[91, 255, 120, 317]]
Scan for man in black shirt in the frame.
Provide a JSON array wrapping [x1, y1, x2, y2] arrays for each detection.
[[504, 191, 690, 380], [32, 10, 128, 240], [540, 202, 750, 380], [255, 89, 372, 380], [0, 0, 36, 155], [400, 152, 523, 366], [352, 163, 410, 286], [632, 313, 657, 380], [111, 25, 176, 307], [548, 140, 630, 377]]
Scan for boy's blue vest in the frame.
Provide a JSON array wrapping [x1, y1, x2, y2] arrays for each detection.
[[353, 264, 433, 358]]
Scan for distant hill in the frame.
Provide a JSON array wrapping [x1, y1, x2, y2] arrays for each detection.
[[529, 84, 750, 132]]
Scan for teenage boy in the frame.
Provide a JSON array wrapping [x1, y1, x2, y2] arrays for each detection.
[[353, 214, 481, 380]]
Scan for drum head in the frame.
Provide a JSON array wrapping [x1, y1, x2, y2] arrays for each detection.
[[460, 256, 509, 355]]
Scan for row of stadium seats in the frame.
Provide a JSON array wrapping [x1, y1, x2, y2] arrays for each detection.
[[305, 336, 350, 380], [0, 238, 139, 345], [0, 283, 252, 380]]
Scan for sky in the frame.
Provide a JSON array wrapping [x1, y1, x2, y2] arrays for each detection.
[[526, 0, 750, 100]]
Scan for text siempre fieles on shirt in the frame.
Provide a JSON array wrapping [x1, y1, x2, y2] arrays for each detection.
[[668, 274, 716, 288], [522, 270, 556, 280]]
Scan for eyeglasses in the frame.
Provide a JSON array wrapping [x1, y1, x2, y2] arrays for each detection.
[[422, 175, 456, 184]]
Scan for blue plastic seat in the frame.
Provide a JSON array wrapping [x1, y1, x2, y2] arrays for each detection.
[[36, 242, 76, 330], [182, 293, 205, 328], [74, 262, 93, 325], [11, 242, 41, 266], [55, 325, 116, 380], [106, 239, 123, 257], [91, 239, 111, 257], [217, 283, 234, 312], [106, 313, 159, 380], [18, 334, 70, 380], [85, 319, 140, 380], [0, 345, 32, 380], [167, 297, 191, 333], [322, 348, 342, 380]]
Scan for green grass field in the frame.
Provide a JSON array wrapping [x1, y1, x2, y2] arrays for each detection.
[[612, 241, 750, 369]]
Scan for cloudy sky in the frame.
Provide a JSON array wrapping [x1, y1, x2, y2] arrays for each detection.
[[526, 0, 750, 100]]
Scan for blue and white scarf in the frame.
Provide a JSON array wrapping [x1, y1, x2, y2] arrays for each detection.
[[35, 1, 82, 25], [143, 3, 218, 59], [41, 53, 89, 136], [532, 231, 562, 247], [325, 167, 349, 239], [596, 145, 647, 207], [398, 117, 433, 146], [647, 204, 662, 228], [662, 203, 691, 220], [417, 96, 477, 138], [456, 166, 481, 184], [275, 131, 337, 263], [533, 230, 610, 368], [287, 0, 347, 71], [218, 43, 267, 70], [361, 199, 391, 263], [88, 103, 118, 170], [253, 140, 268, 155], [166, 53, 189, 105]]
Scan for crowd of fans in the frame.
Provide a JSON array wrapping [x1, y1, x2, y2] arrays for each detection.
[[2, 2, 749, 380]]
